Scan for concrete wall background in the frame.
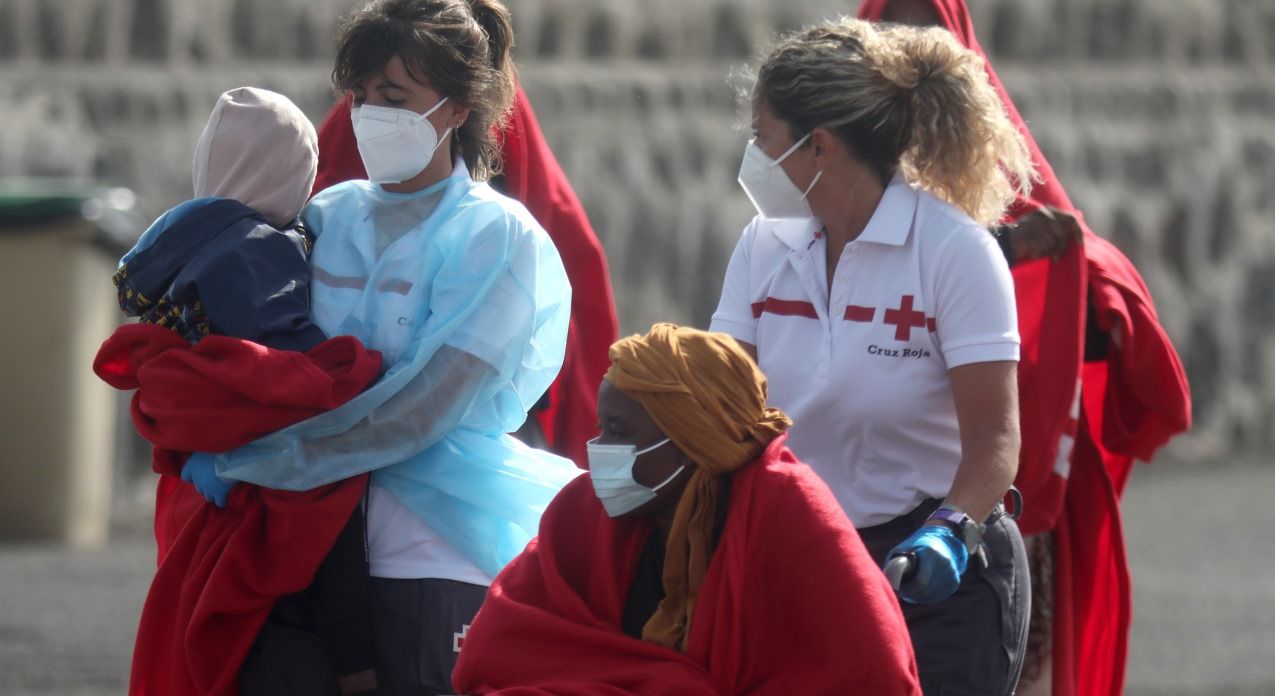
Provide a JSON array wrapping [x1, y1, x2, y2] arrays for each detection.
[[2, 0, 1272, 460]]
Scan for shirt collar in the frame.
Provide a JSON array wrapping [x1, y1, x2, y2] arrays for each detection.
[[770, 217, 824, 251], [855, 173, 917, 247], [766, 174, 918, 251]]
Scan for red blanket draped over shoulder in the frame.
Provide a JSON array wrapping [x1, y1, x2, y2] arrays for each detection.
[[314, 86, 618, 469], [857, 2, 1192, 694], [93, 323, 382, 696], [452, 437, 922, 696]]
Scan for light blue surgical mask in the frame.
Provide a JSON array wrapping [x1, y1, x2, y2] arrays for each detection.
[[586, 436, 685, 517]]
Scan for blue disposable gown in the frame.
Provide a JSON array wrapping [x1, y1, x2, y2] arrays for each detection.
[[213, 158, 580, 576]]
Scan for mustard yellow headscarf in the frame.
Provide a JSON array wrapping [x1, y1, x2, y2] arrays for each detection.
[[605, 323, 791, 652]]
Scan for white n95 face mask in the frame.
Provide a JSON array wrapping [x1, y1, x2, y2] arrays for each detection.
[[586, 436, 686, 517], [351, 97, 452, 184], [737, 135, 823, 220]]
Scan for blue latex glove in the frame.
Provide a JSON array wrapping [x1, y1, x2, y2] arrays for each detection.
[[181, 452, 238, 508], [885, 523, 968, 605]]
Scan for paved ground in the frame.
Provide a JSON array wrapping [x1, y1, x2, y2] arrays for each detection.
[[1121, 455, 1275, 695], [1, 457, 1271, 695]]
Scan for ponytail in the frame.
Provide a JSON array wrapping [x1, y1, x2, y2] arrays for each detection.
[[460, 0, 517, 177], [753, 17, 1034, 226], [878, 24, 1033, 225], [468, 0, 516, 103]]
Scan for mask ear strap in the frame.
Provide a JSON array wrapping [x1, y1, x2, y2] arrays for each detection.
[[430, 127, 453, 157], [421, 95, 449, 118], [426, 96, 453, 159], [649, 464, 687, 493], [634, 437, 672, 456], [801, 170, 823, 199], [774, 132, 813, 164]]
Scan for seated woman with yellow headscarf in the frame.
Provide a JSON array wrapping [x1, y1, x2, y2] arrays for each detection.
[[452, 324, 921, 695]]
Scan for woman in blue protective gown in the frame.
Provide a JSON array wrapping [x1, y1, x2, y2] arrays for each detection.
[[182, 0, 579, 691]]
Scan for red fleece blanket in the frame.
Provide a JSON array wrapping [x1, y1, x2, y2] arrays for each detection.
[[94, 323, 382, 696], [1083, 233, 1191, 466], [314, 87, 617, 469], [453, 437, 922, 696], [1053, 238, 1190, 696], [1009, 243, 1086, 536]]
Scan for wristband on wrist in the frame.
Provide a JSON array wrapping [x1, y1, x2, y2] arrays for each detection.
[[928, 505, 983, 553]]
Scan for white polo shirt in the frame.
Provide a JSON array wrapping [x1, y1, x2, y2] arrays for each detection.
[[710, 175, 1019, 527]]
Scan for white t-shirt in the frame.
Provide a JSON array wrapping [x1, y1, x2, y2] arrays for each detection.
[[365, 484, 493, 584], [710, 175, 1019, 527]]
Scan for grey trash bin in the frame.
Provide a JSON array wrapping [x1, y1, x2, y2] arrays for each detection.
[[0, 181, 140, 547]]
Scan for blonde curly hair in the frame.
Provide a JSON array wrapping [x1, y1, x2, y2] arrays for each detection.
[[752, 17, 1034, 226]]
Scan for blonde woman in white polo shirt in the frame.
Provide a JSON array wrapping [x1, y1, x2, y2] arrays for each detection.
[[711, 18, 1034, 696]]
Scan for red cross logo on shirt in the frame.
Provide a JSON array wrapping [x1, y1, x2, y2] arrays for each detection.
[[883, 295, 927, 341]]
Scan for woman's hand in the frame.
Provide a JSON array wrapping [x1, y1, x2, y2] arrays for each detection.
[[182, 452, 237, 507], [885, 522, 968, 604]]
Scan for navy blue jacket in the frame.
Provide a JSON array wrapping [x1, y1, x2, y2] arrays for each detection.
[[114, 197, 327, 352]]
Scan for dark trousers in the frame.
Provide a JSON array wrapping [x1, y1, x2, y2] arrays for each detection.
[[239, 504, 376, 695], [859, 499, 1030, 696], [370, 577, 489, 695]]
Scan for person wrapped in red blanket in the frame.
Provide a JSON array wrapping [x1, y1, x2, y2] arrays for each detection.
[[312, 85, 618, 469], [95, 327, 381, 696], [857, 2, 1193, 694], [93, 86, 384, 696], [453, 324, 921, 695]]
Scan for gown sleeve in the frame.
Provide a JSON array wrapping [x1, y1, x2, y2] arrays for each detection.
[[214, 207, 571, 491]]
